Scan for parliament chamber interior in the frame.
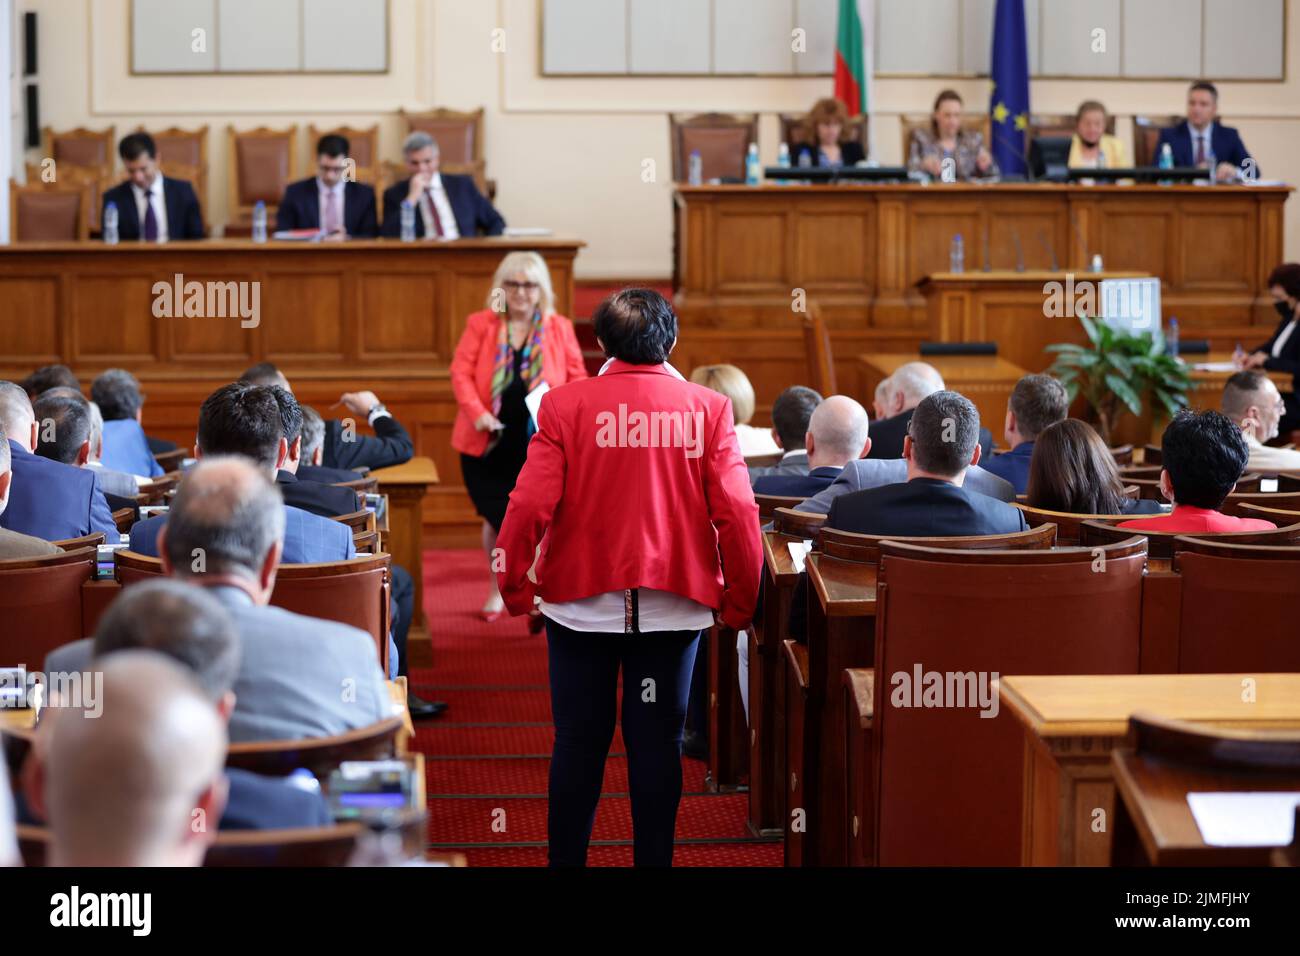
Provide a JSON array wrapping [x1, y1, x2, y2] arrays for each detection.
[[1, 0, 1299, 929]]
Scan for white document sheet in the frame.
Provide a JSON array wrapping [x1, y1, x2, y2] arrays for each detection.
[[1187, 792, 1300, 847]]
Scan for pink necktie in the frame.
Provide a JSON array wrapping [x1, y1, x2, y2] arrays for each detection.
[[324, 190, 341, 234]]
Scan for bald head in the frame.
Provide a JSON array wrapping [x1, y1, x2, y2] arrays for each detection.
[[0, 382, 35, 452], [889, 363, 946, 414], [162, 457, 286, 592], [807, 396, 871, 469], [43, 651, 227, 867]]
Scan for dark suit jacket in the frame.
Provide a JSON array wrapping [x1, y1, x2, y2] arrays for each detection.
[[275, 178, 378, 238], [826, 477, 1029, 537], [1254, 314, 1300, 379], [297, 463, 365, 484], [102, 177, 204, 241], [380, 175, 506, 238], [866, 409, 994, 462], [276, 470, 361, 518], [1155, 121, 1254, 173], [754, 465, 842, 499], [794, 141, 866, 168], [222, 768, 334, 831], [323, 414, 414, 472], [0, 440, 117, 541], [980, 441, 1034, 494]]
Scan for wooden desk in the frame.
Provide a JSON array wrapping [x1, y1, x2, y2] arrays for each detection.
[[0, 238, 581, 547], [856, 352, 1029, 439], [794, 552, 877, 866], [0, 708, 36, 735], [919, 270, 1147, 374], [1000, 672, 1300, 866], [1187, 353, 1293, 411], [370, 457, 439, 639], [389, 677, 415, 756], [672, 183, 1288, 420]]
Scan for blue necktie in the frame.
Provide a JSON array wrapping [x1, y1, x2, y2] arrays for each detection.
[[143, 195, 159, 242]]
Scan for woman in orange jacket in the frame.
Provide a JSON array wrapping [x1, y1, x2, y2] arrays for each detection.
[[450, 251, 587, 621]]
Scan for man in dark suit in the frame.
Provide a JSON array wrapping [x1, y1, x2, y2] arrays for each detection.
[[754, 395, 868, 498], [826, 390, 1028, 537], [41, 580, 333, 832], [0, 382, 117, 541], [101, 133, 204, 242], [240, 363, 414, 472], [381, 131, 505, 239], [868, 362, 994, 461], [267, 388, 363, 518], [1155, 81, 1255, 182], [980, 373, 1069, 494], [275, 134, 378, 240], [297, 405, 365, 484], [748, 386, 822, 485]]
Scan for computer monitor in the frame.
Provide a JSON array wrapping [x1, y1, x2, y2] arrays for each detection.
[[1029, 136, 1072, 181]]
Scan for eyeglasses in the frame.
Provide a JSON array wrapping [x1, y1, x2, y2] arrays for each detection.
[[503, 281, 539, 292]]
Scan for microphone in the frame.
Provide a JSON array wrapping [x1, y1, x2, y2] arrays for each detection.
[[1038, 230, 1059, 272], [983, 224, 992, 272], [1010, 228, 1026, 273], [1071, 215, 1089, 269]]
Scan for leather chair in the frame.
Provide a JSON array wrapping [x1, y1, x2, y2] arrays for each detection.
[[42, 126, 116, 176], [870, 536, 1147, 866], [1170, 536, 1300, 672], [1012, 503, 1134, 546], [1132, 116, 1183, 167], [226, 126, 298, 229], [9, 179, 91, 241], [53, 533, 105, 551], [819, 522, 1056, 565], [1219, 489, 1300, 517], [226, 713, 403, 778], [754, 494, 805, 519], [0, 547, 97, 670], [669, 112, 758, 183], [402, 108, 494, 199]]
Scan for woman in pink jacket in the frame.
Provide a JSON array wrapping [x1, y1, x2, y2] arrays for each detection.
[[451, 251, 587, 621]]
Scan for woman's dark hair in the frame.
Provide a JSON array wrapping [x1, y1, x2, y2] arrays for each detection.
[[1266, 263, 1300, 301], [931, 89, 964, 134], [1026, 419, 1130, 515], [592, 289, 678, 366], [1159, 409, 1249, 510]]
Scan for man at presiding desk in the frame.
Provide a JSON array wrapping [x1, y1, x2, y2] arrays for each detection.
[[381, 132, 505, 239]]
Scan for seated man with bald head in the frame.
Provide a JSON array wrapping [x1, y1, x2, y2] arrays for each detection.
[[135, 457, 390, 741], [33, 651, 228, 867], [1221, 370, 1300, 473], [41, 580, 333, 830], [867, 361, 994, 461], [754, 395, 870, 498]]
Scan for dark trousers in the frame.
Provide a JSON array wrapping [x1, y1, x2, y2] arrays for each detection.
[[545, 619, 701, 867], [390, 563, 415, 677]]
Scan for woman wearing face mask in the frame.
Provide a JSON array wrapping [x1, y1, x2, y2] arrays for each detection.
[[1237, 263, 1300, 435]]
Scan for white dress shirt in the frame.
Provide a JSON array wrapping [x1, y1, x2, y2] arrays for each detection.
[[538, 356, 715, 634], [1244, 433, 1300, 473], [318, 178, 347, 234], [132, 175, 169, 242], [418, 174, 461, 240]]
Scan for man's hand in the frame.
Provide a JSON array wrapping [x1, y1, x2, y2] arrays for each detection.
[[406, 171, 432, 204], [339, 391, 382, 417], [1244, 351, 1270, 370], [976, 148, 993, 174], [1215, 162, 1239, 183]]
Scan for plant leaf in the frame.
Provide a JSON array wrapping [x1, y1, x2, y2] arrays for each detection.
[[1104, 373, 1143, 417]]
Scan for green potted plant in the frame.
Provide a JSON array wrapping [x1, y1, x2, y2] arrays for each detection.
[[1046, 316, 1192, 446]]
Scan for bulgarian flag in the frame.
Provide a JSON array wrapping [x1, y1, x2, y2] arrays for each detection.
[[834, 0, 874, 118]]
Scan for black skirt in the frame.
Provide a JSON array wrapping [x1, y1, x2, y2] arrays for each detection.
[[461, 349, 532, 533]]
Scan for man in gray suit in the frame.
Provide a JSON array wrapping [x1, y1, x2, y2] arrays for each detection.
[[54, 456, 393, 743], [796, 456, 1016, 514]]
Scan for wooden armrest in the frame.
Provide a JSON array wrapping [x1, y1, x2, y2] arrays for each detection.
[[843, 668, 875, 727], [783, 639, 809, 692]]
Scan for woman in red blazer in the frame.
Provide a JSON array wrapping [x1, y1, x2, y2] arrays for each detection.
[[496, 290, 762, 866], [451, 251, 587, 621]]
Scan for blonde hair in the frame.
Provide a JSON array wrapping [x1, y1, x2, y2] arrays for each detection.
[[488, 251, 556, 318], [690, 364, 756, 425]]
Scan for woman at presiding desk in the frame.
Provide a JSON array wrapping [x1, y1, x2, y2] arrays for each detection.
[[450, 251, 587, 625], [907, 89, 998, 181], [1237, 262, 1300, 435], [793, 97, 866, 168], [1069, 100, 1128, 169]]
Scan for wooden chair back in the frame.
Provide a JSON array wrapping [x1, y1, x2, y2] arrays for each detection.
[[1013, 503, 1133, 546], [669, 112, 758, 183], [53, 533, 105, 551], [143, 125, 209, 216], [871, 537, 1148, 866], [153, 448, 187, 472], [803, 303, 837, 396], [819, 521, 1056, 564], [1141, 444, 1162, 465], [270, 555, 393, 675], [772, 507, 826, 540], [332, 509, 377, 535], [226, 714, 403, 778], [43, 126, 115, 174], [1129, 712, 1300, 772], [1081, 518, 1300, 561], [9, 179, 91, 241], [403, 107, 485, 165], [1220, 490, 1300, 517], [227, 126, 298, 220], [0, 547, 97, 669], [308, 124, 380, 184], [1132, 116, 1183, 167], [1109, 444, 1134, 466], [754, 494, 806, 519]]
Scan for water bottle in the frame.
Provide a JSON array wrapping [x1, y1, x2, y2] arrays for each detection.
[[103, 202, 119, 246], [252, 201, 268, 243], [950, 234, 965, 274], [1204, 148, 1217, 183], [1158, 144, 1174, 170], [775, 143, 790, 185], [797, 150, 813, 169], [1168, 317, 1180, 357], [745, 142, 761, 186], [688, 150, 703, 187], [399, 200, 417, 242]]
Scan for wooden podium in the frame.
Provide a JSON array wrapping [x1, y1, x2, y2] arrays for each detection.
[[371, 457, 439, 639]]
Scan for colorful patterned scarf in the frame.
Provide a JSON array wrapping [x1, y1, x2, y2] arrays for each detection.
[[490, 309, 546, 418]]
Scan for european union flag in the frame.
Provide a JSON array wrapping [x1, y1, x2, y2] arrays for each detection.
[[990, 0, 1030, 178]]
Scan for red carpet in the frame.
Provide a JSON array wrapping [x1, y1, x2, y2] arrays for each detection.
[[414, 548, 782, 866]]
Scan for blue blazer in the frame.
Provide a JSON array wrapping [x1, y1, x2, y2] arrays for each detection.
[[381, 175, 506, 238], [222, 769, 334, 831], [1154, 121, 1254, 173], [0, 440, 118, 541], [826, 477, 1029, 537], [129, 503, 356, 564], [102, 177, 205, 241], [980, 441, 1035, 495], [275, 178, 378, 238], [100, 418, 164, 478], [753, 466, 843, 499]]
